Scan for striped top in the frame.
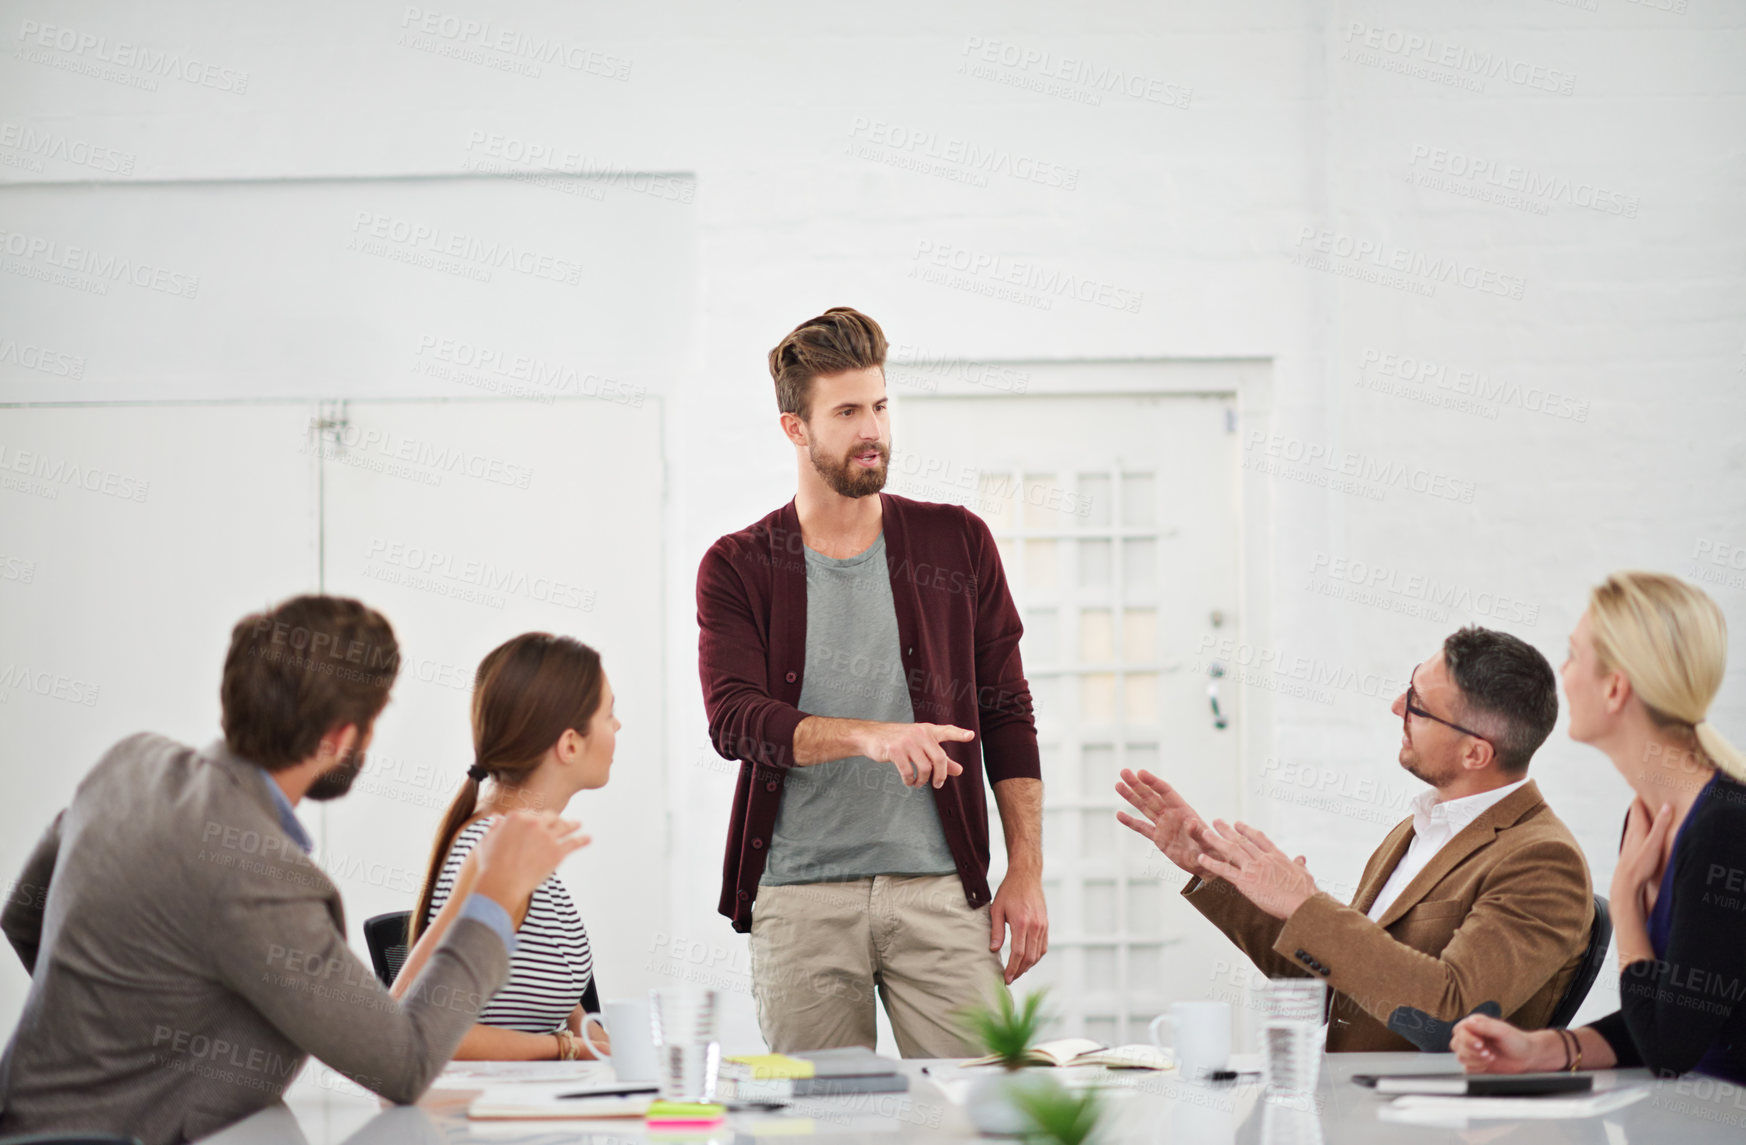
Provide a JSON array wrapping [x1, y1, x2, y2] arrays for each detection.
[[427, 817, 593, 1034]]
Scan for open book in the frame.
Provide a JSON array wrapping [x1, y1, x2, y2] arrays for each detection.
[[965, 1038, 1174, 1070]]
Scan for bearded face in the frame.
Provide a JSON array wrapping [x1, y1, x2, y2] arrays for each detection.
[[809, 436, 890, 499]]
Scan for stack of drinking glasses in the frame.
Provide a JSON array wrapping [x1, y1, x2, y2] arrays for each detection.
[[1261, 978, 1325, 1110], [650, 988, 722, 1102]]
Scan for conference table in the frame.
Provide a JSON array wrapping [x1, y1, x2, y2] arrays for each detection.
[[200, 1053, 1746, 1144]]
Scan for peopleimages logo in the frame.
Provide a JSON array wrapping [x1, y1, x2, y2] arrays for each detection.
[[1357, 347, 1590, 423], [0, 229, 200, 299], [1293, 227, 1525, 301], [1407, 145, 1639, 218], [1341, 22, 1575, 96], [910, 240, 1144, 313], [13, 19, 250, 93], [846, 117, 1080, 190], [348, 212, 583, 286], [0, 122, 135, 175]]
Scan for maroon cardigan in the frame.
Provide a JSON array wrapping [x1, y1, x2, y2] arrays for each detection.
[[697, 493, 1041, 932]]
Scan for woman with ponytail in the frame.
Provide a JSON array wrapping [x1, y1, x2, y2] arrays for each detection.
[[1454, 572, 1746, 1082], [391, 633, 619, 1060]]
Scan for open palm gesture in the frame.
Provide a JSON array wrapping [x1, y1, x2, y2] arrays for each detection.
[[1115, 769, 1211, 877]]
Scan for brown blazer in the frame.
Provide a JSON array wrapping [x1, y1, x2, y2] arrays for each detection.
[[1185, 779, 1594, 1052]]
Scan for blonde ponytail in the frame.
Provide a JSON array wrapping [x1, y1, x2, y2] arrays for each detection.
[[1588, 572, 1745, 784], [1696, 721, 1746, 785]]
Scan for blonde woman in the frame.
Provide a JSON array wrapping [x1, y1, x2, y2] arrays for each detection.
[[1453, 572, 1746, 1082]]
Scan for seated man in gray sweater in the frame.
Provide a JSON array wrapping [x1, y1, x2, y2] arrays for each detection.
[[0, 595, 587, 1143]]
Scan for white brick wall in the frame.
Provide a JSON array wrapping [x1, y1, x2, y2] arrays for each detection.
[[3, 0, 1742, 1036]]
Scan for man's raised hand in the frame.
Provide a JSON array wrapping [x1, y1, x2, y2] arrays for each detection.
[[1115, 768, 1210, 876]]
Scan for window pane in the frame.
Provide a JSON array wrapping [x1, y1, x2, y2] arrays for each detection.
[[1079, 608, 1114, 662], [1084, 945, 1118, 985], [1126, 743, 1160, 775], [1043, 808, 1070, 864], [1129, 944, 1166, 984], [1079, 743, 1116, 798], [1030, 675, 1061, 729], [1122, 609, 1157, 662], [1024, 608, 1059, 663], [1078, 538, 1112, 591], [1084, 880, 1117, 934], [1081, 673, 1117, 723], [1081, 810, 1113, 858], [1040, 743, 1069, 793], [1121, 472, 1155, 527], [1084, 1015, 1119, 1046], [1023, 472, 1064, 528], [1126, 882, 1162, 938], [1077, 473, 1111, 527], [980, 472, 1015, 530], [1122, 538, 1157, 598], [1124, 673, 1159, 724], [1024, 539, 1059, 593]]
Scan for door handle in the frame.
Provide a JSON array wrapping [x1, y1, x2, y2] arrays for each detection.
[[1207, 661, 1229, 730]]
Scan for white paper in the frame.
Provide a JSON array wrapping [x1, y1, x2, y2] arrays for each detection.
[[1378, 1086, 1651, 1125], [438, 1060, 618, 1085]]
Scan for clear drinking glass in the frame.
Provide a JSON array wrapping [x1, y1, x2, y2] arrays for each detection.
[[1261, 978, 1326, 1105], [650, 988, 721, 1102]]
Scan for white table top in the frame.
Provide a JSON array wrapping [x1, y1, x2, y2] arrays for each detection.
[[198, 1053, 1746, 1144]]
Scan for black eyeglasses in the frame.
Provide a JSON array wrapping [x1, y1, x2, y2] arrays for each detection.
[[1404, 667, 1494, 746]]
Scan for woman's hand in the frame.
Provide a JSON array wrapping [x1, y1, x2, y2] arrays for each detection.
[[1452, 1013, 1560, 1074], [1611, 797, 1675, 925]]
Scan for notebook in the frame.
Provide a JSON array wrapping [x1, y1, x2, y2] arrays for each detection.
[[718, 1047, 910, 1100], [965, 1038, 1174, 1070]]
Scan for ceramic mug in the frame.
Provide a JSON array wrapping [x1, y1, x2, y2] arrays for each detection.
[[579, 997, 659, 1082], [1149, 1000, 1232, 1080]]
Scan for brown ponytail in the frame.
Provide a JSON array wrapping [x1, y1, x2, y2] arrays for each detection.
[[410, 633, 605, 941]]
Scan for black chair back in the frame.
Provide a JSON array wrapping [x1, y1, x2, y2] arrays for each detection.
[[363, 910, 412, 988], [0, 1135, 143, 1144], [1547, 894, 1612, 1029], [365, 908, 604, 1016]]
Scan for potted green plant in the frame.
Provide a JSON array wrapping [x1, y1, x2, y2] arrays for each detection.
[[958, 989, 1059, 1136], [1013, 1081, 1105, 1145]]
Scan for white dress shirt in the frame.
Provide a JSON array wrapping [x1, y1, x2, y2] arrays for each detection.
[[1364, 778, 1529, 922]]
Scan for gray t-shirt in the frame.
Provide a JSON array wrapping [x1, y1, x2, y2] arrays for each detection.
[[761, 532, 958, 886]]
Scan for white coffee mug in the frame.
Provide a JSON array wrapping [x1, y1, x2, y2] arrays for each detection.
[[1149, 1001, 1232, 1080], [580, 997, 659, 1082]]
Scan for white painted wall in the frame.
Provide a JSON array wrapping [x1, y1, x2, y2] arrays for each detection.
[[3, 0, 1743, 1044]]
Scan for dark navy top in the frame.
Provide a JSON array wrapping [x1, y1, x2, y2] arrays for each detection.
[[1591, 771, 1746, 1082]]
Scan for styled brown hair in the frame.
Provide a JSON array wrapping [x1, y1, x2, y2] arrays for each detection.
[[220, 595, 399, 772], [767, 306, 888, 420], [410, 633, 605, 942]]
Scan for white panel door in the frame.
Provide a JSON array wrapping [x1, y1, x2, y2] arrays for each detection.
[[315, 397, 667, 1003], [0, 402, 319, 1033], [893, 387, 1241, 1044]]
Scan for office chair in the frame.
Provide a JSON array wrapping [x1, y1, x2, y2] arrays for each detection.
[[1387, 893, 1613, 1052], [362, 909, 603, 1013], [363, 910, 411, 988], [1547, 894, 1612, 1029], [0, 1135, 142, 1144]]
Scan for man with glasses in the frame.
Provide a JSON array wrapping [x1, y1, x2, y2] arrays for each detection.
[[1117, 626, 1593, 1052]]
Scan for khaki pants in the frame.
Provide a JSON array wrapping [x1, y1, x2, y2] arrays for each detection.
[[749, 874, 1006, 1058]]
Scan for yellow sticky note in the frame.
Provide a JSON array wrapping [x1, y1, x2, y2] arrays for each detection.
[[725, 1053, 816, 1080]]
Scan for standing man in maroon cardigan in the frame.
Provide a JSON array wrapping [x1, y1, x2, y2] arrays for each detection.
[[696, 307, 1047, 1056]]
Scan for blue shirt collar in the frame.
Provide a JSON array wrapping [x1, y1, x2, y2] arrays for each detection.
[[255, 759, 316, 854]]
